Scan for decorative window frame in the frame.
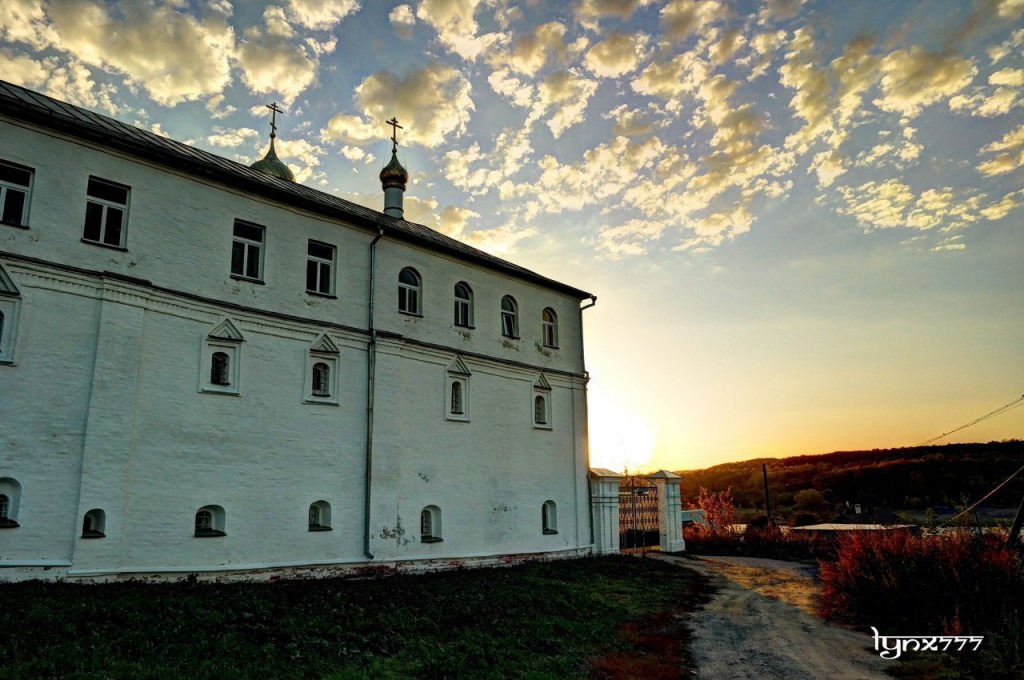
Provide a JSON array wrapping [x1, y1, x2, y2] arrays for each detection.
[[82, 176, 130, 249], [500, 295, 519, 339], [0, 477, 21, 528], [194, 505, 226, 537], [200, 319, 243, 395], [398, 267, 422, 315], [230, 219, 265, 282], [542, 308, 559, 348], [533, 374, 552, 430], [0, 159, 33, 228], [420, 505, 443, 543], [306, 240, 335, 296], [445, 356, 471, 422], [308, 500, 332, 531], [0, 263, 22, 364], [304, 333, 340, 405], [453, 281, 473, 328], [82, 508, 106, 538], [542, 500, 558, 534]]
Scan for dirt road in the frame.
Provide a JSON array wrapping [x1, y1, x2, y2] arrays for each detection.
[[653, 554, 898, 680]]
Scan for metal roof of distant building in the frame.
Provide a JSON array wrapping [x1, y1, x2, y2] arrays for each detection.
[[0, 80, 591, 299]]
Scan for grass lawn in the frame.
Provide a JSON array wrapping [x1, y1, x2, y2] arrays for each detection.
[[0, 555, 707, 679]]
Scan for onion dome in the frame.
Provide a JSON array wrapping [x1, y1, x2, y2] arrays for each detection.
[[379, 150, 409, 191], [251, 137, 294, 182]]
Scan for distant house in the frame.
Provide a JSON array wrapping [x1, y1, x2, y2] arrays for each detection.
[[832, 503, 903, 525]]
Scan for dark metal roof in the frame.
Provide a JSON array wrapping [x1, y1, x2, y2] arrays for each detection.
[[0, 80, 592, 299]]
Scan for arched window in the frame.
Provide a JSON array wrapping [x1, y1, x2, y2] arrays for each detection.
[[534, 394, 547, 425], [542, 500, 558, 534], [211, 351, 230, 385], [194, 505, 226, 537], [450, 381, 464, 415], [0, 478, 21, 528], [398, 267, 421, 314], [542, 308, 558, 348], [421, 505, 442, 543], [82, 509, 106, 538], [308, 501, 332, 531], [312, 362, 330, 397], [454, 282, 473, 327], [500, 295, 518, 338]]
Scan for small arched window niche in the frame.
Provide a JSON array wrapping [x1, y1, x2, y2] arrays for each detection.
[[533, 374, 552, 429], [0, 477, 21, 528], [542, 500, 558, 535], [445, 356, 471, 422], [398, 267, 422, 315], [305, 333, 340, 405], [420, 505, 442, 543], [82, 508, 106, 538], [201, 319, 243, 395], [194, 505, 226, 537], [308, 501, 332, 531]]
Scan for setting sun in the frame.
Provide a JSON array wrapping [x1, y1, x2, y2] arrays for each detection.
[[588, 382, 657, 473]]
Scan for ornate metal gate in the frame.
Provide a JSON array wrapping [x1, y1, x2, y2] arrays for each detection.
[[619, 475, 660, 551]]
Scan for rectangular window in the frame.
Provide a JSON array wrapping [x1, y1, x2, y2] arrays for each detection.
[[82, 177, 129, 248], [306, 240, 334, 295], [231, 220, 264, 280], [0, 161, 32, 227]]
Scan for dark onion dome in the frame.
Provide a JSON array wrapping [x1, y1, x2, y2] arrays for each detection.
[[250, 138, 294, 182], [379, 151, 408, 190]]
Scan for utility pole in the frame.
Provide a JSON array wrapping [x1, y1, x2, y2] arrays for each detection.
[[1007, 494, 1024, 549], [762, 463, 773, 526]]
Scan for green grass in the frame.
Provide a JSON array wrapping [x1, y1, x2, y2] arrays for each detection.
[[0, 555, 706, 679]]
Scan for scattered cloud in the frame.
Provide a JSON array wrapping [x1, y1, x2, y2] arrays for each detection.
[[416, 0, 500, 60], [287, 0, 360, 30], [874, 46, 976, 116], [354, 63, 475, 147], [659, 0, 723, 42], [237, 6, 319, 105], [583, 32, 647, 78], [977, 123, 1024, 176], [389, 4, 416, 39]]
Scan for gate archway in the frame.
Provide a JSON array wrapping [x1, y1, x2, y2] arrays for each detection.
[[618, 475, 659, 552]]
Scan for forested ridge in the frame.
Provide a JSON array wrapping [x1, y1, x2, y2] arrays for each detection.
[[677, 440, 1024, 516]]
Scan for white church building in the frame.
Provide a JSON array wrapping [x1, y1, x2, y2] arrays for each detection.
[[0, 80, 612, 580]]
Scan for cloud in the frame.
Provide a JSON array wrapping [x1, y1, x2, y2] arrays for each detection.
[[631, 50, 709, 110], [237, 7, 319, 105], [287, 0, 360, 30], [205, 93, 236, 120], [577, 0, 654, 30], [321, 113, 380, 146], [710, 27, 745, 65], [497, 21, 570, 76], [463, 222, 538, 254], [660, 0, 723, 42], [0, 0, 58, 50], [389, 4, 416, 39], [980, 190, 1023, 220], [604, 104, 657, 136], [583, 32, 647, 78], [597, 218, 666, 258], [354, 63, 475, 147], [977, 123, 1024, 176], [416, 0, 500, 60], [443, 126, 533, 194], [435, 205, 481, 239], [0, 49, 47, 88], [487, 68, 535, 107], [45, 0, 234, 106], [833, 180, 985, 232], [207, 127, 261, 148], [758, 0, 803, 24], [533, 70, 598, 137], [874, 46, 976, 116]]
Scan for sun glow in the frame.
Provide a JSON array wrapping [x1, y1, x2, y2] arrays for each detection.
[[587, 385, 656, 473]]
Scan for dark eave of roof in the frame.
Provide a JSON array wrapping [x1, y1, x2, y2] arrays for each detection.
[[0, 80, 592, 300]]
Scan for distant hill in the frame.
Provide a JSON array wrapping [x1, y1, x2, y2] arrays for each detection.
[[677, 441, 1024, 518]]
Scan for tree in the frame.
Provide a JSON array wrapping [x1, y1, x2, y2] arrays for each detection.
[[691, 487, 737, 535], [794, 489, 828, 514]]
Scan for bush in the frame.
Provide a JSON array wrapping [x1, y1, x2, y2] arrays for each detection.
[[819, 529, 1024, 678]]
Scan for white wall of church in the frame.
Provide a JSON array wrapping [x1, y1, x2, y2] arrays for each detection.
[[0, 111, 594, 579]]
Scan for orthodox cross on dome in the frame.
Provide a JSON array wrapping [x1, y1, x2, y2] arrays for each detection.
[[266, 102, 284, 139], [387, 117, 403, 153]]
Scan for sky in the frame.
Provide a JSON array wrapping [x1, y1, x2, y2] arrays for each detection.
[[1, 0, 1022, 471]]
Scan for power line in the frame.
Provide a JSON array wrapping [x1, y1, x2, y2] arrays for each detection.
[[916, 394, 1024, 447], [939, 461, 1024, 528]]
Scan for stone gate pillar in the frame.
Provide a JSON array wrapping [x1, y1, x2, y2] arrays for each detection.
[[589, 469, 622, 555], [647, 470, 685, 552]]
